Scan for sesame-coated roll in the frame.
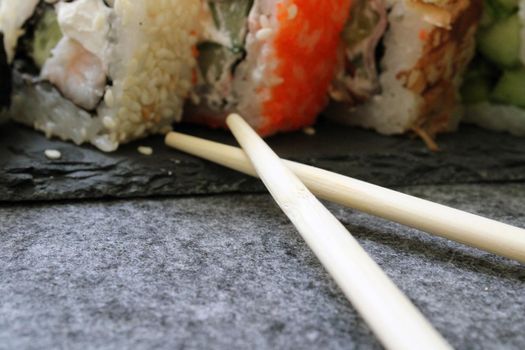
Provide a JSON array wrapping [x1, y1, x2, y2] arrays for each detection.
[[1, 0, 199, 151], [187, 0, 352, 136]]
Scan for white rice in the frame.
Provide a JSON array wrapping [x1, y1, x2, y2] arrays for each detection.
[[230, 1, 280, 130]]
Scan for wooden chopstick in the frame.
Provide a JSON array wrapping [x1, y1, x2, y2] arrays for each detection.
[[219, 113, 452, 350], [165, 130, 525, 263]]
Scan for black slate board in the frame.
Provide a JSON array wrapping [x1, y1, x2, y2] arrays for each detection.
[[1, 119, 525, 202]]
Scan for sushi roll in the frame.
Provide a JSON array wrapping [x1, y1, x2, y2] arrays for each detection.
[[328, 0, 482, 148], [462, 0, 525, 136], [0, 0, 199, 151], [187, 0, 352, 136]]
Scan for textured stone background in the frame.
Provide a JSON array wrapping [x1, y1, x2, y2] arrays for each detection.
[[1, 184, 524, 349]]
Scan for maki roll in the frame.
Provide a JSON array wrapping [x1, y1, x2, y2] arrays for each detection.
[[462, 0, 525, 136], [187, 0, 352, 136], [1, 0, 199, 151], [328, 0, 482, 148]]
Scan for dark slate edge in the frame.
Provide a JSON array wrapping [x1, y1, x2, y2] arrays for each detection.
[[1, 120, 525, 202]]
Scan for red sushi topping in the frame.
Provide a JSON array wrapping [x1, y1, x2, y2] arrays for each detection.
[[259, 0, 353, 135]]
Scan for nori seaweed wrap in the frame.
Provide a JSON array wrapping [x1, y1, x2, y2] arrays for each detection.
[[0, 32, 11, 112]]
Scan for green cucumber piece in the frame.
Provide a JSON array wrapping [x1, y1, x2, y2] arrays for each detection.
[[491, 68, 525, 107], [342, 0, 382, 48], [209, 0, 253, 49], [197, 42, 241, 83], [477, 14, 521, 68], [31, 9, 62, 68]]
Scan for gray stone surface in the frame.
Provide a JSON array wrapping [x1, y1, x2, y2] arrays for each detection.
[[0, 184, 524, 349], [2, 121, 525, 201]]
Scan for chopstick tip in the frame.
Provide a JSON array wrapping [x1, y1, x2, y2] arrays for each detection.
[[226, 113, 243, 125]]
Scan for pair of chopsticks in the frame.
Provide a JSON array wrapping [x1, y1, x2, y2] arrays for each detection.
[[167, 114, 448, 348], [165, 114, 525, 349], [166, 124, 525, 264]]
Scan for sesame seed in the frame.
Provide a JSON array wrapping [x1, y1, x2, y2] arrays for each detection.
[[303, 127, 316, 136], [104, 89, 114, 108], [45, 149, 62, 160], [259, 15, 270, 28], [138, 146, 153, 156], [329, 89, 346, 102], [256, 28, 273, 41], [268, 76, 284, 87], [288, 4, 298, 20]]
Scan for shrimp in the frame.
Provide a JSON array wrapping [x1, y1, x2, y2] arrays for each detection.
[[41, 37, 106, 111]]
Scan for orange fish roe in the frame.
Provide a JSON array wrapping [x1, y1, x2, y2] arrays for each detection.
[[419, 29, 429, 41], [259, 0, 353, 135]]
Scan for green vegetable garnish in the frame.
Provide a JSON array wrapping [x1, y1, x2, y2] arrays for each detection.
[[31, 9, 62, 69], [342, 0, 381, 49], [477, 14, 521, 68], [209, 0, 253, 49], [491, 68, 525, 108]]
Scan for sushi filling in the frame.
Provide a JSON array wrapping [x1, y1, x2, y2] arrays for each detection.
[[14, 0, 108, 111], [193, 0, 253, 114], [30, 8, 62, 70], [191, 0, 352, 134], [330, 0, 387, 104], [462, 0, 525, 110]]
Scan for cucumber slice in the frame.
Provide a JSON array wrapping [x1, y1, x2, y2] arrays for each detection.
[[478, 14, 521, 68], [31, 9, 62, 69], [491, 68, 525, 108], [209, 0, 253, 49], [197, 42, 241, 83]]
